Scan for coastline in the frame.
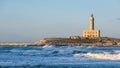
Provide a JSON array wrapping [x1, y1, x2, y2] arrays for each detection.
[[0, 42, 34, 46], [0, 37, 120, 46], [34, 37, 120, 46]]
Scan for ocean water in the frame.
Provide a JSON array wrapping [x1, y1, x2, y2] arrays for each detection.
[[0, 45, 120, 68]]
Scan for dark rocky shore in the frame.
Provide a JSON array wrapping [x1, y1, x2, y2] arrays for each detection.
[[0, 37, 120, 46], [35, 37, 120, 46]]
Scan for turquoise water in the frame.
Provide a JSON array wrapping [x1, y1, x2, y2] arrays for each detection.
[[0, 45, 120, 68]]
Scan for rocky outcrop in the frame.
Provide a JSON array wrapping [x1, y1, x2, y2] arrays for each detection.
[[35, 37, 120, 46]]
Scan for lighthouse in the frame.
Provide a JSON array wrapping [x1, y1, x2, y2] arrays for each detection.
[[83, 14, 100, 38], [90, 14, 94, 30]]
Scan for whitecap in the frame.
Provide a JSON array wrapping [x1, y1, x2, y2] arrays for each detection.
[[42, 44, 53, 48], [74, 53, 85, 57], [114, 50, 120, 53], [74, 52, 120, 60]]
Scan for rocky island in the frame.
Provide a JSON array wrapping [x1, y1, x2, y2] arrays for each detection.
[[34, 37, 120, 46], [34, 14, 120, 46], [0, 37, 120, 46]]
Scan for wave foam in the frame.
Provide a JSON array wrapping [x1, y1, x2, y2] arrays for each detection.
[[42, 44, 53, 48], [74, 52, 120, 60], [114, 50, 120, 53]]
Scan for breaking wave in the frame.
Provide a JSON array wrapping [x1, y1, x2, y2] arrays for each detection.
[[74, 52, 120, 60], [42, 44, 54, 48]]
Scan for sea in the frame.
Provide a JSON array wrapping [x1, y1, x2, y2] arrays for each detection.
[[0, 45, 120, 68]]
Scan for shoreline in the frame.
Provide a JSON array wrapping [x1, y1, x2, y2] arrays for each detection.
[[0, 44, 120, 47], [34, 37, 120, 46], [0, 37, 120, 46]]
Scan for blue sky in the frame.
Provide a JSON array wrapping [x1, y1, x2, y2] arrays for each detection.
[[0, 0, 120, 42]]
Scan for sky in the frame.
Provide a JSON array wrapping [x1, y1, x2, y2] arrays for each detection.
[[0, 0, 120, 42]]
